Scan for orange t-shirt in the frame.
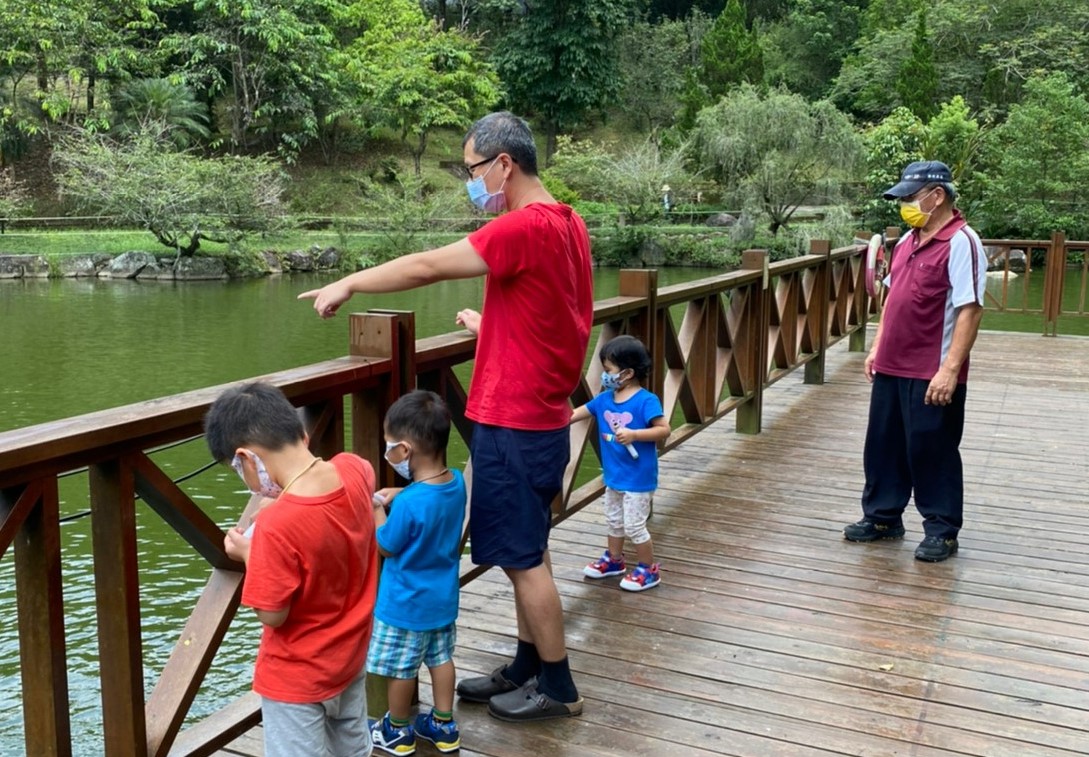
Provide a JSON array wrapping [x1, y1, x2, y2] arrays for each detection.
[[241, 453, 378, 702]]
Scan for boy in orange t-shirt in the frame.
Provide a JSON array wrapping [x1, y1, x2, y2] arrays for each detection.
[[205, 382, 378, 757]]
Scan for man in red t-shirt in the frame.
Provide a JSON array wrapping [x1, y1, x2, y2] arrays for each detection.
[[205, 382, 378, 756], [299, 112, 593, 723]]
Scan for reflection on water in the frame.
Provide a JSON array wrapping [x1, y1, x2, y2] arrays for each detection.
[[0, 267, 712, 754]]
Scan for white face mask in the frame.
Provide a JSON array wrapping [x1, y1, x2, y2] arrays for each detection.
[[231, 451, 282, 497], [384, 441, 412, 480]]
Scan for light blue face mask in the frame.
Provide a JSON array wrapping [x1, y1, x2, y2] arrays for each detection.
[[465, 158, 507, 214]]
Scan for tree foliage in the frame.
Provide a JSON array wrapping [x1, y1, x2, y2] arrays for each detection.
[[0, 167, 27, 219], [691, 86, 862, 233], [978, 72, 1089, 239], [760, 0, 866, 101], [111, 78, 211, 147], [492, 0, 634, 159], [895, 11, 939, 121], [344, 0, 502, 175], [700, 0, 763, 99], [547, 135, 694, 224], [53, 123, 285, 256], [616, 19, 688, 132]]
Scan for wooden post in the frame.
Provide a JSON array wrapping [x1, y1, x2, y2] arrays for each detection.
[[737, 250, 769, 435], [348, 310, 416, 719], [849, 234, 869, 353], [349, 310, 416, 484], [89, 458, 148, 756], [1042, 231, 1066, 337], [9, 481, 72, 757], [618, 269, 660, 399], [805, 240, 831, 385]]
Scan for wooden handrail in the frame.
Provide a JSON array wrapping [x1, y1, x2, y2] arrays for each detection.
[[2, 242, 875, 757]]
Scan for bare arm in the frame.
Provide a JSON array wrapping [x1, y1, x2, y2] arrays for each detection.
[[925, 303, 984, 406], [614, 416, 671, 445], [255, 607, 290, 627], [571, 405, 591, 423], [298, 238, 490, 318]]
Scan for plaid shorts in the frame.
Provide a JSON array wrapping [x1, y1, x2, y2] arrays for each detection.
[[365, 618, 457, 679]]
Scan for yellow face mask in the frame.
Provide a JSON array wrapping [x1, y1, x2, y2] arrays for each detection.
[[899, 189, 937, 228]]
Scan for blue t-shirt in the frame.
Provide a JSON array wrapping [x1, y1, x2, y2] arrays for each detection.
[[374, 469, 467, 631], [585, 388, 664, 492]]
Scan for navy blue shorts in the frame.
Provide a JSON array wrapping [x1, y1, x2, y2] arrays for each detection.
[[469, 424, 570, 569]]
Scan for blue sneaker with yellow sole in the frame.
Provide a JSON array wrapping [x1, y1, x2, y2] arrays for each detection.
[[369, 712, 416, 756], [414, 711, 460, 753]]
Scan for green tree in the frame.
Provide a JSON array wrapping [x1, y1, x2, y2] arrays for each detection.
[[53, 123, 286, 256], [761, 0, 866, 100], [979, 72, 1089, 238], [616, 19, 688, 132], [111, 77, 211, 148], [547, 135, 693, 223], [700, 0, 763, 99], [859, 107, 928, 230], [691, 85, 862, 233], [492, 0, 634, 159], [165, 0, 349, 157], [895, 11, 939, 121], [344, 1, 502, 176], [924, 95, 984, 194]]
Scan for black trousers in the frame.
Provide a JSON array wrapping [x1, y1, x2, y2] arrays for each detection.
[[861, 373, 967, 540]]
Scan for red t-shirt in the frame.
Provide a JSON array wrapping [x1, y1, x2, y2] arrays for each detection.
[[242, 453, 378, 703], [466, 202, 594, 430]]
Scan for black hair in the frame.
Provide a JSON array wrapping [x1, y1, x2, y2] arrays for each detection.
[[384, 389, 451, 457], [463, 111, 538, 176], [203, 382, 305, 463], [600, 335, 652, 383]]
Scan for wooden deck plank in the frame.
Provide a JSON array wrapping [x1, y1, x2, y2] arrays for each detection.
[[217, 329, 1089, 756]]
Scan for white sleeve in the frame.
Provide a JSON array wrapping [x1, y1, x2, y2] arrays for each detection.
[[948, 229, 986, 308]]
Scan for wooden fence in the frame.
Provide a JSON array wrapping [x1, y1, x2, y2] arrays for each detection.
[[2, 239, 871, 757]]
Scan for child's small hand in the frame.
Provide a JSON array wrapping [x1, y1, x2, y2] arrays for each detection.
[[614, 427, 636, 445], [224, 526, 252, 564], [455, 308, 482, 334], [374, 487, 402, 507]]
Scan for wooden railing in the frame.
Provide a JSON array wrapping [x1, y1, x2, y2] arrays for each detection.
[[0, 241, 869, 757], [925, 231, 1087, 337]]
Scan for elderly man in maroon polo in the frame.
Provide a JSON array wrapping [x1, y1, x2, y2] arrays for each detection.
[[843, 160, 988, 562]]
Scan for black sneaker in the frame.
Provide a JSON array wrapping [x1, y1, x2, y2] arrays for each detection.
[[914, 536, 958, 562], [843, 519, 905, 542]]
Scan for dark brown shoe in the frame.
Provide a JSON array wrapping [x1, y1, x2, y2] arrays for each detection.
[[456, 666, 521, 703], [487, 682, 583, 722]]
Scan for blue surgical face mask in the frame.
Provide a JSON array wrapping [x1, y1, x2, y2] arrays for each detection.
[[231, 451, 283, 498], [465, 158, 507, 214], [384, 441, 412, 480]]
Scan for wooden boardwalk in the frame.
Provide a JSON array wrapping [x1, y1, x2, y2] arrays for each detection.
[[215, 329, 1089, 757]]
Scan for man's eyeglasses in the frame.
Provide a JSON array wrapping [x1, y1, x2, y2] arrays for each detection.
[[461, 155, 497, 180]]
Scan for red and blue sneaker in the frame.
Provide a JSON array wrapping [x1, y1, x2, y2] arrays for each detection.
[[583, 550, 625, 578], [620, 562, 661, 592]]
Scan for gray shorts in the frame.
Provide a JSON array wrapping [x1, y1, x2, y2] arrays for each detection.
[[261, 668, 369, 757]]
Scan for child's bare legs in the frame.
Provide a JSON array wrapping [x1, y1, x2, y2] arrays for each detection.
[[386, 677, 418, 721], [607, 535, 625, 561], [634, 538, 655, 566], [428, 660, 455, 713]]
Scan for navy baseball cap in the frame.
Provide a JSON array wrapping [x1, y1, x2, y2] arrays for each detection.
[[883, 160, 955, 199]]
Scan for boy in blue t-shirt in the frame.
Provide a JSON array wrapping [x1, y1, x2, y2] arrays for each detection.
[[367, 390, 467, 755], [571, 335, 671, 591]]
